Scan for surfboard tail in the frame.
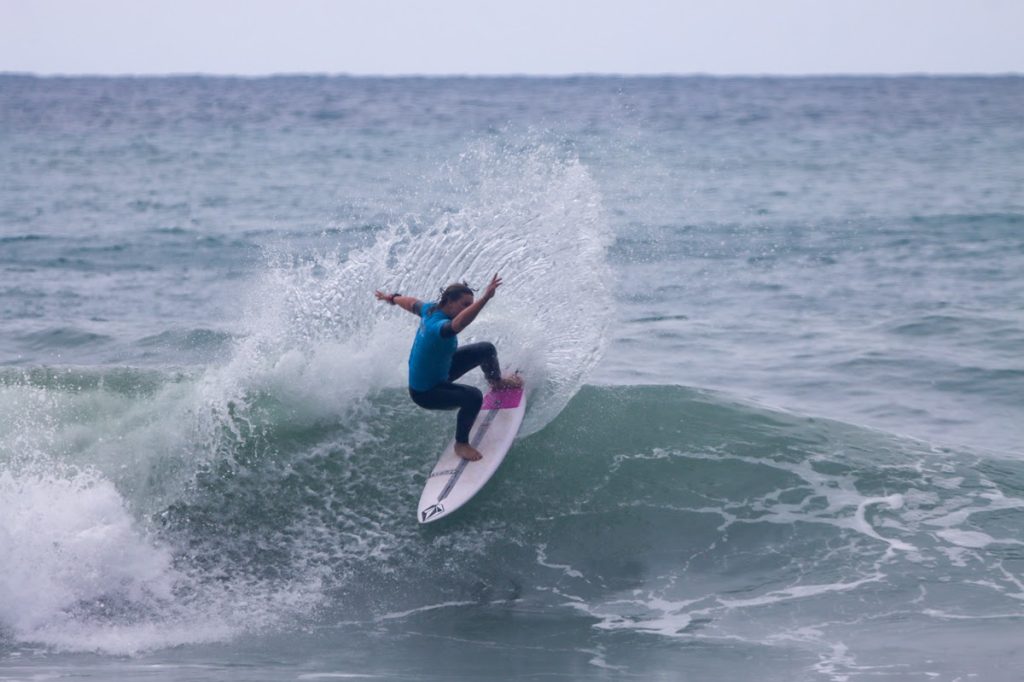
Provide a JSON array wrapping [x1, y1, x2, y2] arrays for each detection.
[[481, 386, 523, 410]]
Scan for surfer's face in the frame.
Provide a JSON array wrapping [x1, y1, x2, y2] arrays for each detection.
[[441, 293, 474, 317]]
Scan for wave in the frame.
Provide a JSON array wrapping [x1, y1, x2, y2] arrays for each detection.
[[1, 139, 616, 654], [3, 374, 1023, 657], [14, 327, 114, 351]]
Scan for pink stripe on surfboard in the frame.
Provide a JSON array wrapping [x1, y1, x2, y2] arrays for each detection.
[[482, 387, 523, 410]]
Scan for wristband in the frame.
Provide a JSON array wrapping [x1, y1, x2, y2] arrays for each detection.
[[388, 293, 400, 305]]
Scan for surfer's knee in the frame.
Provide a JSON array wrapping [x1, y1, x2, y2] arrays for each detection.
[[464, 385, 484, 410]]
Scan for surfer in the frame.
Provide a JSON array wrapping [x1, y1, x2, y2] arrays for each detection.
[[376, 274, 522, 461]]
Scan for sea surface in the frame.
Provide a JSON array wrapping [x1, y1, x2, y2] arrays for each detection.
[[1, 74, 1023, 681]]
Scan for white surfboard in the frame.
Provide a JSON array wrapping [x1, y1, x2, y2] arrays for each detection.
[[417, 383, 527, 523]]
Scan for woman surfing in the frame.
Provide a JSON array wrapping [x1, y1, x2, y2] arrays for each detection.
[[375, 274, 523, 461]]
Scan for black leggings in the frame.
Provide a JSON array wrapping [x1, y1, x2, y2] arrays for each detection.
[[409, 342, 502, 444]]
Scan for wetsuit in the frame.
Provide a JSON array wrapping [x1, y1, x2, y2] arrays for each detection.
[[407, 302, 501, 444]]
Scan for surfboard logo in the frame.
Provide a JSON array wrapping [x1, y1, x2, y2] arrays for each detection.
[[420, 503, 445, 522]]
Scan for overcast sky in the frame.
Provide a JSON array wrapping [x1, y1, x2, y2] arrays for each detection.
[[1, 0, 1021, 76]]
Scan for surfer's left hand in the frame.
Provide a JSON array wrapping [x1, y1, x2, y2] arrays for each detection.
[[482, 273, 502, 301]]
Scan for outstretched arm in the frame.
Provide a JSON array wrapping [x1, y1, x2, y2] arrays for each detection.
[[450, 273, 501, 334], [375, 290, 422, 316]]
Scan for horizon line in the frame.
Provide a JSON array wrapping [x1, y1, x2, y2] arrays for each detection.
[[3, 70, 1023, 80]]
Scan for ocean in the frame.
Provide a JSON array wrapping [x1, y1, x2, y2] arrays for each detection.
[[1, 74, 1022, 681]]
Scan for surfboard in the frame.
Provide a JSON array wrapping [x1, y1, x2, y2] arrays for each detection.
[[417, 382, 527, 523]]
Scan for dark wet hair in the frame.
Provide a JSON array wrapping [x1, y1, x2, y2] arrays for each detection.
[[438, 281, 475, 307]]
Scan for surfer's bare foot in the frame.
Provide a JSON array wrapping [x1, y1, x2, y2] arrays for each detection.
[[489, 373, 523, 390], [454, 442, 482, 461]]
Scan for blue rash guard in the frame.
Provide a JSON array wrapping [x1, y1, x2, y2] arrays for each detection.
[[408, 303, 457, 391]]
